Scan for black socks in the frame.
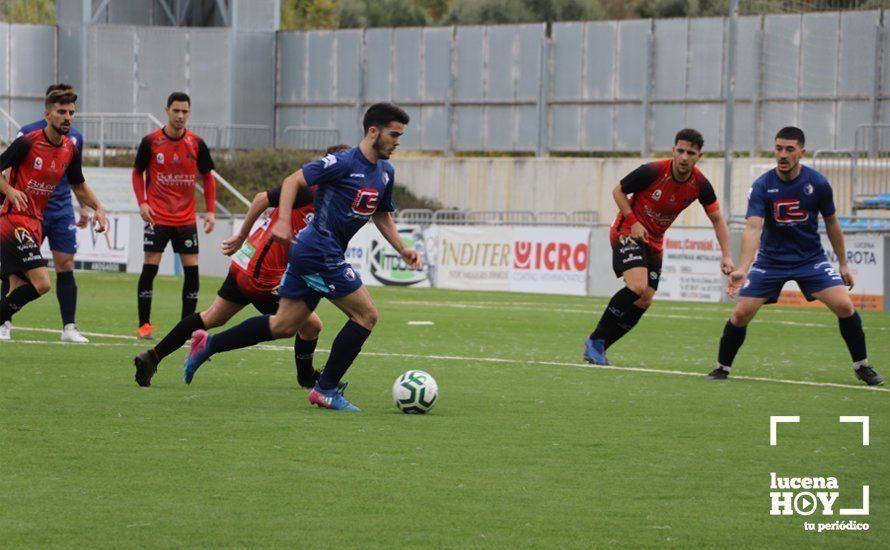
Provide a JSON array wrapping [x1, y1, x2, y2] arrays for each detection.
[[152, 312, 206, 363], [182, 265, 199, 319], [590, 287, 647, 349], [0, 283, 40, 324], [138, 264, 159, 325], [838, 312, 867, 364]]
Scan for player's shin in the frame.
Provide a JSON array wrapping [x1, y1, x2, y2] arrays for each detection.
[[294, 335, 319, 387], [138, 264, 159, 325], [838, 312, 868, 366], [0, 282, 41, 323], [181, 265, 199, 319], [317, 320, 371, 391], [152, 312, 206, 362], [590, 287, 645, 349], [205, 314, 275, 355], [717, 320, 747, 371], [56, 271, 77, 325]]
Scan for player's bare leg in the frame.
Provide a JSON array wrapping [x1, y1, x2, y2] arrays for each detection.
[[52, 250, 87, 343], [179, 253, 200, 319], [137, 251, 163, 339], [708, 296, 767, 380], [586, 266, 651, 365], [812, 286, 883, 386], [0, 269, 52, 340]]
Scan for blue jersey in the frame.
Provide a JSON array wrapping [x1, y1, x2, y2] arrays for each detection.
[[297, 146, 395, 254], [746, 165, 835, 264], [17, 120, 84, 216]]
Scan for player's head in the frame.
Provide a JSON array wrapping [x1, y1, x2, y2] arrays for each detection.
[[165, 91, 191, 131], [774, 126, 806, 176], [672, 128, 704, 179], [325, 144, 351, 155], [44, 87, 78, 136], [362, 103, 410, 160]]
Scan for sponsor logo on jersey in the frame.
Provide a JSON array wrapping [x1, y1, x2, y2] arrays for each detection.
[[34, 157, 43, 170], [652, 189, 662, 201], [13, 227, 35, 244], [774, 198, 809, 223], [350, 173, 365, 178], [351, 188, 381, 216], [156, 153, 165, 165]]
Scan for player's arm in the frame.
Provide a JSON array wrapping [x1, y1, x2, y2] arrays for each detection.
[[198, 139, 216, 233], [823, 214, 853, 289], [270, 170, 307, 244], [698, 180, 734, 274], [221, 190, 270, 256], [0, 136, 33, 211], [615, 165, 658, 242], [67, 151, 107, 233], [727, 216, 763, 297], [132, 136, 154, 225], [371, 211, 422, 270]]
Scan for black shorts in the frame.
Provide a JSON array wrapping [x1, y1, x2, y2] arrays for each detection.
[[611, 235, 662, 290], [0, 216, 46, 278], [217, 270, 279, 314], [144, 223, 199, 254]]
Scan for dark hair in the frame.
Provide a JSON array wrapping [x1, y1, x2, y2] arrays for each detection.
[[325, 144, 351, 154], [45, 89, 77, 108], [45, 82, 74, 95], [775, 126, 805, 147], [362, 102, 410, 134], [167, 92, 191, 107], [675, 128, 704, 150]]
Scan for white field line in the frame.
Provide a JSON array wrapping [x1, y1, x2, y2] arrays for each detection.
[[5, 330, 887, 393], [386, 300, 890, 330]]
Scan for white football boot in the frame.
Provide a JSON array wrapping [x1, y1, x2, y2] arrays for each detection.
[[61, 323, 89, 343]]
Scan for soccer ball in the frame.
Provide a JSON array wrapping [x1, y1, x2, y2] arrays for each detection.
[[392, 370, 438, 414]]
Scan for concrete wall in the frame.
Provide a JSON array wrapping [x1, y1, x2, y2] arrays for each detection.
[[392, 156, 818, 224]]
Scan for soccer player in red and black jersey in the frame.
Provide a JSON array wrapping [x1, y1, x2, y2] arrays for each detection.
[[584, 128, 734, 365], [132, 91, 216, 340], [130, 144, 350, 388], [0, 88, 107, 339]]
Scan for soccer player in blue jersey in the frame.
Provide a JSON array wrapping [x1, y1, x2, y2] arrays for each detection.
[[183, 103, 421, 410], [0, 83, 90, 342], [709, 127, 883, 385]]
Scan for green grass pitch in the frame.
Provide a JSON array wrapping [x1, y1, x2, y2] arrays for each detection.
[[1, 272, 888, 548]]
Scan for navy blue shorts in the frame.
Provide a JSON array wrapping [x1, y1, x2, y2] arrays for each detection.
[[42, 208, 78, 255], [278, 244, 363, 310], [739, 256, 844, 303]]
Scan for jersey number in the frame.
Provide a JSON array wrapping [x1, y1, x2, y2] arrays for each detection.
[[774, 198, 809, 223], [352, 188, 380, 215]]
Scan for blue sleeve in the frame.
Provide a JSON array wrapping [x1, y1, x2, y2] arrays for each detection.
[[818, 179, 836, 218], [745, 179, 767, 218], [301, 153, 350, 187], [378, 165, 396, 213]]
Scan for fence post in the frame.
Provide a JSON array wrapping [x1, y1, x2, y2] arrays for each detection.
[[447, 26, 457, 157], [723, 0, 740, 219], [535, 31, 550, 157], [641, 20, 654, 158], [99, 116, 105, 167]]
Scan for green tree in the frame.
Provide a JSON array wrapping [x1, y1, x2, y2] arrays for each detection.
[[280, 0, 339, 30], [1, 0, 56, 24], [339, 0, 432, 28], [443, 0, 536, 25]]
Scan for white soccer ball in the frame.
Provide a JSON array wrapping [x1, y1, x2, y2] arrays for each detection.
[[392, 370, 438, 414]]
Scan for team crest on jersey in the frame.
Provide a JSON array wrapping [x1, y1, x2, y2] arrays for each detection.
[[344, 267, 356, 281], [156, 153, 165, 165], [13, 227, 35, 244], [651, 189, 662, 201], [804, 184, 814, 195], [383, 171, 390, 185], [70, 137, 78, 146], [173, 153, 181, 164], [34, 157, 43, 170], [49, 159, 58, 173]]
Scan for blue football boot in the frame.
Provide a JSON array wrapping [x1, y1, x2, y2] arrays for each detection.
[[583, 338, 610, 366], [184, 330, 213, 384], [308, 383, 361, 411]]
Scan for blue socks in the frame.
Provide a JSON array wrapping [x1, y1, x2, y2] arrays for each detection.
[[56, 271, 77, 325], [206, 314, 274, 355], [318, 320, 372, 391]]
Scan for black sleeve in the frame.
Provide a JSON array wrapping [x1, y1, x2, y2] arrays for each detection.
[[293, 184, 316, 208], [66, 148, 85, 185], [619, 163, 660, 194], [698, 177, 717, 206], [266, 185, 282, 207], [0, 136, 33, 172], [197, 139, 215, 174], [134, 136, 152, 172]]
